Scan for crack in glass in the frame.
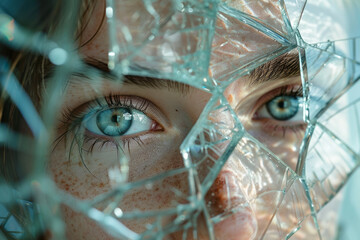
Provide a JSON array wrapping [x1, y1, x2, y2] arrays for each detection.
[[1, 0, 360, 239]]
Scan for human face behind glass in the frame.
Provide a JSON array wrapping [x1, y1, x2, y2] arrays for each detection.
[[48, 0, 332, 239]]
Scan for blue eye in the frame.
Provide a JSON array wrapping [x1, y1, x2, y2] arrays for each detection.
[[257, 95, 303, 122], [266, 96, 299, 120], [84, 107, 153, 137]]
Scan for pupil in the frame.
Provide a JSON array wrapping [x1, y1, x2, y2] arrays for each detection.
[[277, 100, 285, 109], [111, 114, 120, 123]]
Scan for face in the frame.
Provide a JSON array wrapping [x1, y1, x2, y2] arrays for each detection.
[[45, 0, 351, 239]]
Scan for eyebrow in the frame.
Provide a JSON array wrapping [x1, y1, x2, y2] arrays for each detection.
[[77, 58, 190, 95], [76, 53, 300, 92], [248, 52, 301, 85]]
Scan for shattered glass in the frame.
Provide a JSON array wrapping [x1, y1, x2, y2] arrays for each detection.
[[1, 0, 360, 239]]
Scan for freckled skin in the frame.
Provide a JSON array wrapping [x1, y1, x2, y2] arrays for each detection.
[[48, 0, 345, 239], [50, 0, 293, 238], [50, 81, 211, 238]]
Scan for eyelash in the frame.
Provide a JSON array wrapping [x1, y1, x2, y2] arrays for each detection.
[[54, 86, 304, 171], [253, 85, 305, 136], [62, 94, 150, 123], [55, 94, 156, 163], [259, 85, 303, 103]]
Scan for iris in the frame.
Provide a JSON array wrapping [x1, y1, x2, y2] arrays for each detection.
[[96, 108, 133, 136], [266, 96, 299, 121]]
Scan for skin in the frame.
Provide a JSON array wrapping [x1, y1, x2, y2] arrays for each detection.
[[48, 0, 343, 239]]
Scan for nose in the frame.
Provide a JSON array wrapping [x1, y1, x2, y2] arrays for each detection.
[[206, 168, 248, 216], [205, 164, 258, 239]]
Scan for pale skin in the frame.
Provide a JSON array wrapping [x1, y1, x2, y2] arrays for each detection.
[[48, 0, 341, 239]]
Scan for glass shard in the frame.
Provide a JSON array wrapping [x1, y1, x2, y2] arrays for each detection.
[[1, 0, 360, 239], [283, 0, 307, 31], [210, 6, 293, 85], [106, 0, 218, 89]]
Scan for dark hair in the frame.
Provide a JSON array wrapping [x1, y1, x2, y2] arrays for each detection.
[[0, 0, 105, 181], [0, 1, 104, 238]]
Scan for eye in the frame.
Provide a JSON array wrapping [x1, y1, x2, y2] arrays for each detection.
[[256, 95, 303, 122], [84, 107, 154, 137]]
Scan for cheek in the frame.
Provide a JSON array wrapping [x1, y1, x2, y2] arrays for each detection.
[[49, 131, 186, 194], [48, 129, 191, 235], [61, 207, 110, 240], [246, 123, 306, 170], [49, 146, 112, 198], [117, 172, 190, 233], [60, 173, 189, 239], [126, 132, 185, 182]]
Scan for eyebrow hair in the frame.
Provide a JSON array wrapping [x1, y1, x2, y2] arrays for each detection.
[[78, 57, 190, 95], [248, 52, 301, 85], [76, 53, 300, 93]]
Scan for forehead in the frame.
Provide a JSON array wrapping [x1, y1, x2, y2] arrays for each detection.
[[78, 0, 345, 89], [79, 1, 274, 91]]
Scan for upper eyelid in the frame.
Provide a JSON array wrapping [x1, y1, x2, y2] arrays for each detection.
[[95, 95, 151, 112], [235, 84, 303, 114], [64, 95, 150, 119], [60, 95, 170, 130], [255, 85, 303, 108]]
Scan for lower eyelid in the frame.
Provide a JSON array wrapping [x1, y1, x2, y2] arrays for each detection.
[[81, 129, 140, 151], [251, 119, 307, 136], [80, 127, 166, 154], [253, 118, 305, 126]]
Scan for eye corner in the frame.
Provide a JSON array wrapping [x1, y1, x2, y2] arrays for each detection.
[[151, 122, 164, 132]]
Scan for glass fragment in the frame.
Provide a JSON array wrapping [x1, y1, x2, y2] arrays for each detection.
[[1, 0, 360, 239]]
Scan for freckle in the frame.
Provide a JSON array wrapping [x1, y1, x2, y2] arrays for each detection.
[[208, 68, 213, 77], [227, 94, 233, 104], [175, 109, 178, 112]]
